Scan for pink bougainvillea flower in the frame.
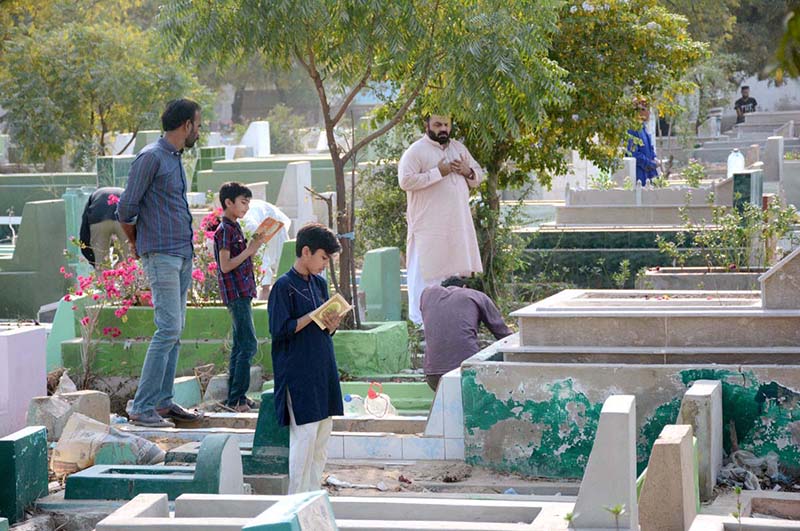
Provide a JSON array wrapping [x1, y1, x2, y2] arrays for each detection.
[[204, 231, 215, 240], [114, 307, 128, 318], [80, 316, 90, 326], [64, 294, 72, 302], [75, 291, 83, 297], [60, 266, 66, 274], [92, 294, 101, 301], [207, 262, 218, 273], [191, 269, 205, 282], [71, 305, 78, 311], [106, 194, 120, 206]]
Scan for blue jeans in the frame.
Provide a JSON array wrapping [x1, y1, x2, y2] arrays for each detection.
[[130, 253, 192, 416], [226, 297, 257, 406]]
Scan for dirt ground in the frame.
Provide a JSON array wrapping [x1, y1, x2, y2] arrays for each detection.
[[320, 460, 578, 497]]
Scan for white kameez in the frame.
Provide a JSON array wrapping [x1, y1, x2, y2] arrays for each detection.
[[399, 135, 484, 324]]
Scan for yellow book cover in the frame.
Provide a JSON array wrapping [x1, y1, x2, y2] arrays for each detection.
[[310, 292, 352, 329]]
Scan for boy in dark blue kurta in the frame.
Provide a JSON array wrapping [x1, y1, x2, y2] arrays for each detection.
[[268, 223, 343, 494]]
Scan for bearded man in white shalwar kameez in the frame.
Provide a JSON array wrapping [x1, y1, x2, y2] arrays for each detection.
[[398, 114, 484, 325]]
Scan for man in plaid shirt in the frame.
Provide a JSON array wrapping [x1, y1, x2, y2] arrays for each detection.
[[213, 182, 265, 411]]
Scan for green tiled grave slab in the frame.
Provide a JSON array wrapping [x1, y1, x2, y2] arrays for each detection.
[[66, 433, 240, 500], [332, 321, 410, 376], [92, 303, 270, 340], [166, 390, 289, 476], [0, 173, 96, 218], [0, 427, 49, 524], [242, 490, 336, 531], [96, 156, 135, 188], [61, 338, 274, 378]]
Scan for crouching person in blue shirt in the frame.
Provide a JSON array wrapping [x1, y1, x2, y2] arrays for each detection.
[[268, 223, 343, 494]]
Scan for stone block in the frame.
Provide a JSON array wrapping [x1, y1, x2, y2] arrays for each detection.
[[245, 474, 289, 495], [204, 374, 229, 402], [241, 121, 271, 158], [6, 515, 54, 531], [277, 162, 315, 236], [27, 390, 110, 441], [249, 366, 263, 393], [173, 376, 202, 409], [0, 427, 49, 525], [678, 380, 722, 502], [760, 246, 800, 309], [243, 490, 336, 531], [401, 436, 445, 460], [0, 326, 48, 438], [765, 136, 784, 183], [327, 435, 344, 459], [0, 517, 7, 531], [572, 395, 638, 530], [423, 382, 445, 437], [639, 424, 697, 531], [444, 437, 465, 460], [360, 247, 402, 321], [441, 369, 463, 439]]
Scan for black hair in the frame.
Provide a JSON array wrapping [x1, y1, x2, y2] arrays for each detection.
[[219, 182, 252, 209], [295, 223, 341, 257], [442, 275, 485, 292], [741, 86, 750, 91], [161, 98, 201, 132], [441, 276, 467, 288]]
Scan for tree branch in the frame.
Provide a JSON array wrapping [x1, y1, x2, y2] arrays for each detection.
[[341, 75, 428, 167], [331, 57, 373, 127]]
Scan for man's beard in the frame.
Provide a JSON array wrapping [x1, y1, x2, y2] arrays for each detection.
[[185, 134, 198, 149], [427, 129, 449, 145]]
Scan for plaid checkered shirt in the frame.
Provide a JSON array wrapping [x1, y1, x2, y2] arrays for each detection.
[[213, 217, 257, 304]]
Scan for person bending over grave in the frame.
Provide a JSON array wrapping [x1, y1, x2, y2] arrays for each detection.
[[214, 182, 266, 412], [242, 199, 291, 300], [420, 276, 512, 391], [398, 113, 484, 326], [117, 98, 203, 428], [268, 223, 343, 494], [626, 98, 659, 187], [734, 85, 758, 124], [78, 186, 127, 268]]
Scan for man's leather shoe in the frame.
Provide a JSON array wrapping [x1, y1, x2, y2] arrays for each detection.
[[156, 403, 203, 424]]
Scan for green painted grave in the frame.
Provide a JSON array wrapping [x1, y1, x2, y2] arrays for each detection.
[[0, 199, 69, 318], [732, 169, 763, 212], [276, 239, 296, 278], [166, 390, 289, 476], [243, 491, 338, 531], [65, 433, 242, 500], [0, 172, 96, 220], [360, 247, 401, 321], [0, 427, 49, 525], [62, 186, 96, 277], [96, 156, 135, 188], [132, 131, 161, 154]]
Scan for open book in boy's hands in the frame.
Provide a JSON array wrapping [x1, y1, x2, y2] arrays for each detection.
[[310, 293, 353, 330], [254, 217, 285, 243]]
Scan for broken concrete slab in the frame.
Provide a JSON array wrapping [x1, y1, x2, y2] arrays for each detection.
[[27, 390, 110, 441], [638, 424, 697, 531], [678, 379, 722, 502], [65, 433, 243, 500], [571, 395, 638, 530], [242, 490, 337, 531], [203, 367, 264, 403], [6, 515, 54, 531], [0, 426, 49, 525]]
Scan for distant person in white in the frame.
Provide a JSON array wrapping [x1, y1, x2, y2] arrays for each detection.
[[242, 199, 291, 300]]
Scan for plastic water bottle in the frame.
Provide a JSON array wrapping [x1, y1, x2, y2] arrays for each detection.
[[343, 394, 366, 416], [727, 148, 745, 179], [364, 382, 397, 417]]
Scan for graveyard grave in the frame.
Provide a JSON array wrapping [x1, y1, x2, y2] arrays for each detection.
[[65, 433, 244, 500], [462, 245, 800, 480]]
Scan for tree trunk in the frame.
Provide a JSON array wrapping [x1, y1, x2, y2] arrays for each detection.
[[231, 85, 246, 124], [331, 151, 356, 327]]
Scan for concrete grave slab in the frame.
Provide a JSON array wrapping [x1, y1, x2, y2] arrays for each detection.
[[638, 424, 697, 531], [277, 162, 315, 236], [572, 395, 638, 530], [173, 375, 202, 409], [241, 121, 271, 157], [65, 433, 243, 500], [0, 517, 7, 531], [242, 490, 337, 531], [760, 246, 800, 309], [360, 247, 402, 322], [166, 390, 289, 476], [678, 380, 722, 501], [0, 427, 49, 525]]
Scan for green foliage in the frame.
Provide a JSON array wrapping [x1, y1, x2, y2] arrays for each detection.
[[354, 162, 407, 257], [611, 259, 631, 289], [658, 197, 798, 270], [786, 151, 800, 161], [651, 175, 670, 188], [589, 171, 617, 190], [682, 159, 706, 187], [0, 18, 205, 167], [265, 104, 305, 154]]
